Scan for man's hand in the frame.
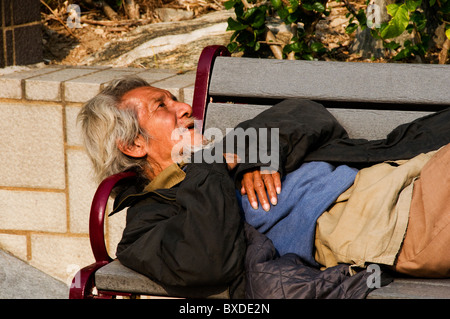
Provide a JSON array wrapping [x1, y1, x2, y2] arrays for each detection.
[[241, 169, 281, 212]]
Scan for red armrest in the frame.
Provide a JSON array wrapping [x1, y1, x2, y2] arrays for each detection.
[[89, 171, 137, 263], [192, 45, 230, 134]]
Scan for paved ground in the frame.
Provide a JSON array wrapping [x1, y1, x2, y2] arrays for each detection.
[[0, 250, 69, 299]]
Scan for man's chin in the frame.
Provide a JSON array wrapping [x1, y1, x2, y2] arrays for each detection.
[[171, 138, 215, 164]]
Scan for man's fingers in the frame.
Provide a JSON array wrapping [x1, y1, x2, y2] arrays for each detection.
[[242, 169, 282, 212], [272, 171, 282, 195], [261, 173, 278, 206], [242, 173, 258, 210], [253, 171, 271, 212]]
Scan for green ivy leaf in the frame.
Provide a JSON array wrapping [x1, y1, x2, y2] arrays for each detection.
[[313, 2, 325, 12], [380, 4, 409, 39], [302, 2, 324, 12], [288, 0, 299, 12], [250, 9, 266, 28], [277, 7, 290, 20], [354, 8, 369, 31], [270, 0, 283, 9], [302, 3, 313, 11], [285, 41, 301, 53], [227, 42, 238, 52], [310, 42, 324, 52], [345, 23, 359, 34], [242, 7, 256, 20], [386, 3, 400, 16], [410, 11, 427, 32], [383, 41, 401, 50], [446, 28, 450, 40], [405, 0, 422, 12], [224, 0, 237, 10], [370, 28, 382, 40], [226, 17, 248, 31], [254, 41, 261, 51], [393, 47, 411, 60]]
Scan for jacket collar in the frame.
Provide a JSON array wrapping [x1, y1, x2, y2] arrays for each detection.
[[143, 162, 186, 193], [109, 163, 186, 216]]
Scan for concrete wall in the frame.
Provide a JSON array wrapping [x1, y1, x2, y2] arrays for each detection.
[[0, 65, 196, 285]]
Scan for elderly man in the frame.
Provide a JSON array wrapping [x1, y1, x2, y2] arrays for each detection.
[[78, 75, 358, 297], [79, 76, 450, 299], [78, 77, 287, 298]]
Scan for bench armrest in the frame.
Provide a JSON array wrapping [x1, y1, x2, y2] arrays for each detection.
[[192, 45, 230, 133], [89, 171, 137, 263]]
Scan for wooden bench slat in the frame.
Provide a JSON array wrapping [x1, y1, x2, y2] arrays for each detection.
[[209, 57, 450, 106], [204, 103, 270, 133], [367, 278, 450, 299], [327, 108, 433, 140], [205, 102, 433, 140], [95, 260, 230, 299]]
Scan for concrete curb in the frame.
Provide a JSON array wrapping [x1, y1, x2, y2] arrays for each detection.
[[0, 250, 69, 299]]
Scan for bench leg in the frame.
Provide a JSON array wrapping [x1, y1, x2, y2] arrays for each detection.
[[97, 290, 137, 299], [69, 261, 108, 299]]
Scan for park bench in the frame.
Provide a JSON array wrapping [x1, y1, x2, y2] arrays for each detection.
[[69, 45, 450, 299]]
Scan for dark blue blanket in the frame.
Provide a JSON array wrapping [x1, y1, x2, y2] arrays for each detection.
[[238, 161, 358, 266]]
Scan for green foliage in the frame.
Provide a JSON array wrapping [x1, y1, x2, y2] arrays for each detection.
[[225, 0, 329, 59], [380, 3, 410, 39], [225, 0, 450, 62], [349, 0, 450, 61], [225, 0, 268, 55]]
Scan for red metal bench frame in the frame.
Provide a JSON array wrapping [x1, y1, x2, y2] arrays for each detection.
[[69, 171, 136, 299]]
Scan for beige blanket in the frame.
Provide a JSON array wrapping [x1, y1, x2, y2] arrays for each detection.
[[314, 150, 437, 269]]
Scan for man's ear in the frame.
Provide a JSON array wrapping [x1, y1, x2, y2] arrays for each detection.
[[117, 135, 147, 158]]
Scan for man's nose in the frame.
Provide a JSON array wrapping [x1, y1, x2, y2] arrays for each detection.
[[175, 101, 193, 119]]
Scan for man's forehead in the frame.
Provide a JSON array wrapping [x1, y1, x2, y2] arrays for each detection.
[[121, 86, 171, 100], [119, 86, 174, 109]]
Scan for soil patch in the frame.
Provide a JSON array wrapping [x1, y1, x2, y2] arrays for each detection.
[[41, 1, 383, 71]]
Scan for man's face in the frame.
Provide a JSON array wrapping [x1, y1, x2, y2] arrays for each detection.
[[120, 86, 202, 174]]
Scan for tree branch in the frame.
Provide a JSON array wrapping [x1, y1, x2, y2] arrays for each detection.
[[266, 29, 283, 59], [438, 38, 450, 64], [124, 0, 140, 20], [40, 0, 78, 38]]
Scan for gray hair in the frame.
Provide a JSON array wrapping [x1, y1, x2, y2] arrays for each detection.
[[77, 76, 152, 184]]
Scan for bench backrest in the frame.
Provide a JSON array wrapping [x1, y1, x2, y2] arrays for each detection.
[[194, 46, 449, 140]]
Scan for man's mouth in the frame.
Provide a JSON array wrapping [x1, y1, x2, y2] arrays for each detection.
[[183, 118, 196, 130]]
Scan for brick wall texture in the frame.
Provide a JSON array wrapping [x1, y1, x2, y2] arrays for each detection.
[[0, 0, 43, 67], [0, 65, 196, 285]]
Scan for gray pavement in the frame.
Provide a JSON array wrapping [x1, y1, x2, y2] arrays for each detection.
[[0, 250, 69, 299]]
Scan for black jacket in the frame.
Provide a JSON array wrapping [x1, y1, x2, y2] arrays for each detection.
[[112, 99, 450, 299], [244, 223, 388, 299], [112, 99, 348, 298], [113, 161, 247, 298]]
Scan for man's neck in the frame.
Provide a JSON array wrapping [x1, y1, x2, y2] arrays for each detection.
[[145, 158, 174, 180]]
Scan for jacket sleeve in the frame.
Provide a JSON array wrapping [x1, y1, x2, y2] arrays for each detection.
[[230, 99, 348, 184], [116, 161, 246, 289]]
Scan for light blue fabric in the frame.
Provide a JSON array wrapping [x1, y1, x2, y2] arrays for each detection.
[[238, 161, 358, 266]]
